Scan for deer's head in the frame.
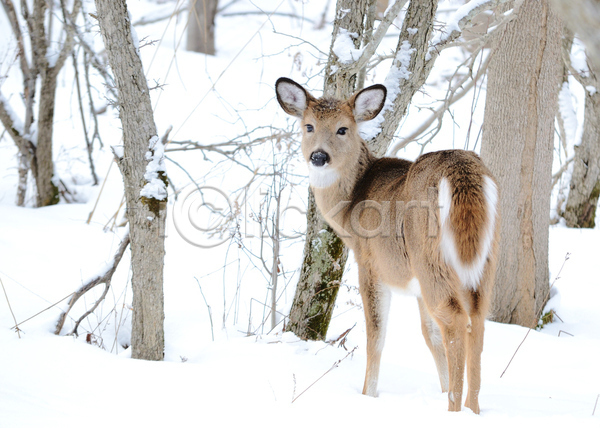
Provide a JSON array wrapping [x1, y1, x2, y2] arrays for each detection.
[[275, 78, 386, 188]]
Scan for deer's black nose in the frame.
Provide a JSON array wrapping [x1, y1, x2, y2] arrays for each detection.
[[310, 151, 330, 167]]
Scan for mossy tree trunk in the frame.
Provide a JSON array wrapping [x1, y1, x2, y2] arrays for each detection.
[[94, 0, 167, 360]]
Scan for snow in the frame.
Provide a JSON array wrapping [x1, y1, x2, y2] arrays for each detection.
[[0, 1, 599, 427], [558, 82, 579, 149], [140, 135, 167, 200], [332, 28, 364, 63], [0, 93, 25, 138], [360, 40, 414, 140]]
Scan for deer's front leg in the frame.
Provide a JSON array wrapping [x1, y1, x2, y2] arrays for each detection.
[[359, 267, 391, 397]]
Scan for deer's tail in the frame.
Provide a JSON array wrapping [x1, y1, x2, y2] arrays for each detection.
[[438, 175, 498, 290]]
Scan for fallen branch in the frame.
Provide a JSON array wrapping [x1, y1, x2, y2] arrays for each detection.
[[54, 232, 130, 335]]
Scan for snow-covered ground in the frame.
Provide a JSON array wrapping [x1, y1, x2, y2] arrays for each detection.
[[0, 1, 599, 426]]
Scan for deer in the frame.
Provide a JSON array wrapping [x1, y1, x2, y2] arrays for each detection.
[[275, 77, 499, 414]]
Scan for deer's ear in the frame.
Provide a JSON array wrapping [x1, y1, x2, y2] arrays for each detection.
[[276, 78, 311, 118], [350, 84, 386, 122]]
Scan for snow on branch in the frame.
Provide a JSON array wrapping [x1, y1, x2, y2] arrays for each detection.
[[332, 29, 364, 63], [0, 94, 25, 139], [429, 0, 517, 59], [353, 0, 409, 71]]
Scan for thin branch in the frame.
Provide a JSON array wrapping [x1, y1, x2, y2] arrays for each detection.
[[292, 346, 357, 403], [72, 49, 99, 185], [54, 232, 130, 335], [389, 48, 492, 155], [194, 277, 215, 341], [1, 276, 21, 338], [500, 252, 571, 378], [55, 0, 82, 72], [1, 0, 31, 78], [353, 0, 408, 74], [428, 0, 517, 59], [551, 156, 574, 189]]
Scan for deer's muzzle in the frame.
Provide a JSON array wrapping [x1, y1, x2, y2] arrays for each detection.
[[310, 151, 330, 167]]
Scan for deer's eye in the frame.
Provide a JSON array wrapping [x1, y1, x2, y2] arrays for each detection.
[[305, 124, 314, 132], [337, 127, 348, 135]]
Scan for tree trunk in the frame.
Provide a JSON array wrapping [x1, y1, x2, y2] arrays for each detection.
[[186, 0, 218, 55], [480, 0, 562, 327], [286, 0, 367, 341], [35, 69, 60, 207], [94, 0, 167, 361], [368, 0, 438, 156], [549, 0, 600, 72], [563, 85, 600, 228]]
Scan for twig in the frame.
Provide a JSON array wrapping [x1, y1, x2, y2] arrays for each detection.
[[72, 49, 99, 185], [593, 394, 599, 416], [389, 50, 492, 155], [291, 346, 357, 403], [70, 282, 110, 335], [195, 277, 215, 341], [500, 252, 571, 378], [1, 276, 21, 338], [87, 160, 114, 224], [327, 323, 356, 350], [11, 292, 74, 331], [54, 233, 130, 335]]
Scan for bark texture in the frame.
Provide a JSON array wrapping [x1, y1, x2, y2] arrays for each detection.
[[94, 0, 167, 360], [563, 86, 600, 228], [187, 0, 218, 55], [480, 0, 562, 327]]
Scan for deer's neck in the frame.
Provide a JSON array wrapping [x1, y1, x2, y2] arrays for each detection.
[[312, 140, 375, 226]]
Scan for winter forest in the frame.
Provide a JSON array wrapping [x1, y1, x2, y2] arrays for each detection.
[[1, 0, 599, 426]]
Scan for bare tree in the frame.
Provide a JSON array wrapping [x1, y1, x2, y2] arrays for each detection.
[[480, 0, 563, 327], [187, 0, 219, 55], [0, 0, 80, 206], [94, 0, 168, 360]]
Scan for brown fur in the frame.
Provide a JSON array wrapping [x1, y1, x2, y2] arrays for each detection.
[[275, 78, 500, 414]]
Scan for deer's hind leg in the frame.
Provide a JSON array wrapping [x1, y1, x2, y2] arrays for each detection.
[[416, 265, 469, 412], [359, 264, 391, 397], [464, 262, 493, 414], [418, 297, 449, 393]]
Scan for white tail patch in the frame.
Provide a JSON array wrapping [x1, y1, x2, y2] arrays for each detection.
[[438, 176, 498, 290], [308, 163, 340, 188]]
